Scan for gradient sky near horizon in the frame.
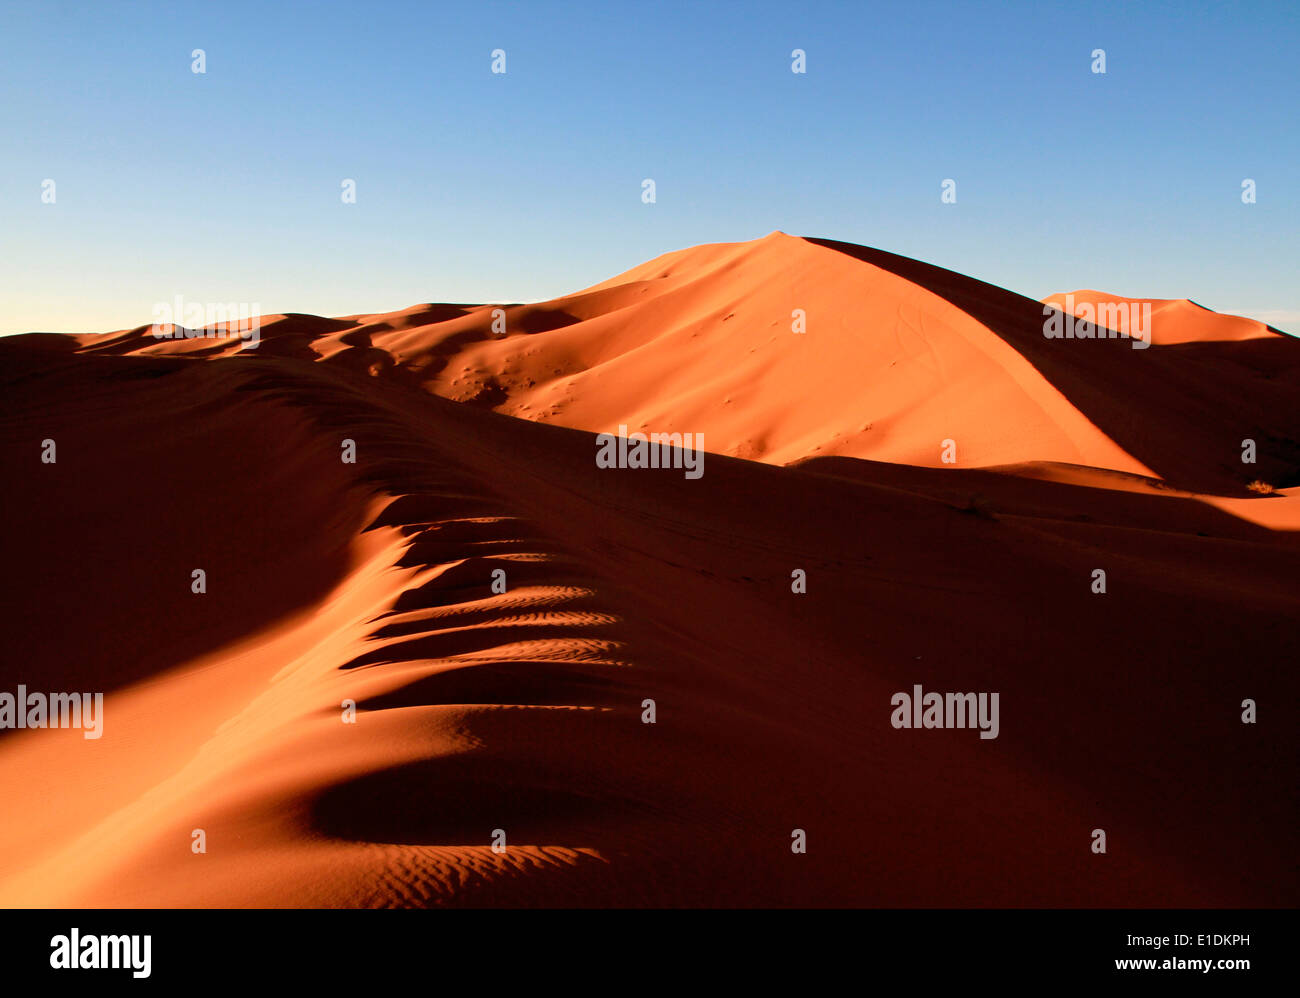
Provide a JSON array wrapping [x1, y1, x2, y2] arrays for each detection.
[[1, 0, 1296, 336]]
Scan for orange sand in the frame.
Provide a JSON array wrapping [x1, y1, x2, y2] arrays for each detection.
[[1, 235, 1296, 906]]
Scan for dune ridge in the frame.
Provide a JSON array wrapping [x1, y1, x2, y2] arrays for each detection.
[[1, 234, 1296, 907], [76, 232, 1300, 493]]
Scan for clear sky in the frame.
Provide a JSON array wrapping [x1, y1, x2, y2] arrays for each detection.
[[2, 0, 1296, 335]]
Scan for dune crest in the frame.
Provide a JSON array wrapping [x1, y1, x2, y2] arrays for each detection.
[[73, 233, 1300, 492]]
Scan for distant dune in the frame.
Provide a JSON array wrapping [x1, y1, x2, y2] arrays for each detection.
[[1043, 290, 1283, 345], [75, 232, 1300, 492], [1, 235, 1296, 906]]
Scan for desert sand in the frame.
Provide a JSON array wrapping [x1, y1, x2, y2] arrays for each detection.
[[1, 233, 1296, 906]]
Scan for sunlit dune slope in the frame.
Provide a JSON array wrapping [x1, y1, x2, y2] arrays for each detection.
[[77, 233, 1300, 491]]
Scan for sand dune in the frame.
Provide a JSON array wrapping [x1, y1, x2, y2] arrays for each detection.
[[79, 232, 1300, 493], [1, 235, 1296, 906], [1043, 290, 1282, 345]]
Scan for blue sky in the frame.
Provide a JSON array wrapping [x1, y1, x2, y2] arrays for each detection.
[[1, 0, 1296, 335]]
